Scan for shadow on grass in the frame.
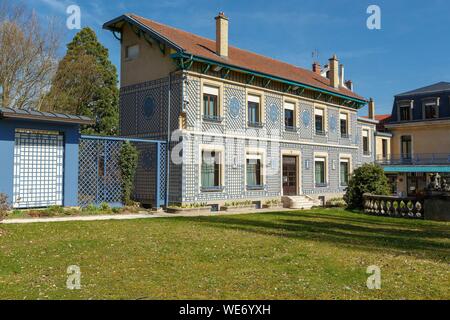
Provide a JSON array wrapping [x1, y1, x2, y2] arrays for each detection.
[[175, 210, 450, 263]]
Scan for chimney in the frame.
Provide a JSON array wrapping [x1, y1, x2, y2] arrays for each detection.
[[215, 12, 229, 57], [329, 54, 339, 88], [368, 98, 376, 120], [339, 64, 345, 87], [312, 62, 321, 75], [345, 80, 353, 91]]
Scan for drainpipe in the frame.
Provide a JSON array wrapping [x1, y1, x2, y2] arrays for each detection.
[[165, 72, 173, 207]]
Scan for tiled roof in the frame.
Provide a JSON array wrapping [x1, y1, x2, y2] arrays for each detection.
[[362, 114, 391, 122], [396, 82, 450, 97], [0, 107, 94, 125], [105, 14, 366, 102]]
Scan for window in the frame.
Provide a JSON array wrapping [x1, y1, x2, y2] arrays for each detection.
[[247, 94, 262, 126], [399, 105, 411, 121], [125, 44, 139, 60], [340, 159, 350, 187], [401, 135, 412, 160], [203, 85, 220, 121], [340, 113, 349, 138], [246, 153, 263, 189], [382, 139, 388, 159], [362, 129, 370, 155], [314, 157, 326, 187], [284, 101, 295, 130], [424, 103, 438, 119], [201, 150, 222, 189], [315, 108, 325, 135]]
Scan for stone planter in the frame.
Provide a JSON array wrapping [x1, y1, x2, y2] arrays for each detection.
[[166, 207, 211, 214], [262, 204, 283, 209], [220, 205, 256, 212]]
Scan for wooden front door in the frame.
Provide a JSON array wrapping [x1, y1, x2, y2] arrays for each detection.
[[283, 156, 297, 195]]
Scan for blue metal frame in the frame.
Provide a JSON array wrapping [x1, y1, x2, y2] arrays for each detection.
[[79, 135, 167, 208]]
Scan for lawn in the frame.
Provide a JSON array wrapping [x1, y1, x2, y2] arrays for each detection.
[[0, 208, 449, 300]]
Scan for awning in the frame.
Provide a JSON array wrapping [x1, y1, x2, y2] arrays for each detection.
[[383, 166, 450, 173]]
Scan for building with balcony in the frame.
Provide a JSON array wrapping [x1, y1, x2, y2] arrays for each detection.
[[375, 82, 450, 196], [103, 13, 376, 208]]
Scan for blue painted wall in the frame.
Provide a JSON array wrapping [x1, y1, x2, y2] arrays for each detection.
[[0, 118, 80, 207]]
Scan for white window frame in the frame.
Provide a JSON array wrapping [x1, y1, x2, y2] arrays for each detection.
[[198, 144, 225, 191], [422, 98, 440, 119], [362, 128, 371, 156], [246, 89, 265, 127], [313, 152, 328, 187], [339, 154, 352, 187], [245, 147, 266, 188], [201, 79, 224, 118], [283, 99, 297, 129], [397, 100, 413, 122]]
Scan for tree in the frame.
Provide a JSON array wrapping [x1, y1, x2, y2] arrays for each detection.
[[344, 163, 391, 209], [44, 28, 119, 135], [0, 0, 60, 110]]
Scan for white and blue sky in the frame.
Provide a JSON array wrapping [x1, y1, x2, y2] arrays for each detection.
[[28, 0, 450, 115]]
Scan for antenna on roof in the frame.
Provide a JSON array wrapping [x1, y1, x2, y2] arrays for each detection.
[[312, 49, 319, 62]]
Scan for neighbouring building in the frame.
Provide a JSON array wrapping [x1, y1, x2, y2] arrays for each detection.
[[103, 13, 377, 208], [0, 107, 93, 208], [376, 82, 450, 197]]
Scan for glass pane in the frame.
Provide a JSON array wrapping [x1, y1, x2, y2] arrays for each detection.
[[201, 151, 219, 187], [247, 159, 261, 186], [340, 162, 348, 186], [248, 102, 260, 123], [315, 115, 323, 132], [315, 161, 325, 184], [340, 119, 347, 135], [285, 109, 294, 127]]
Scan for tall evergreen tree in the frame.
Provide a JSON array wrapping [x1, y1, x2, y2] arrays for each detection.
[[45, 27, 119, 135]]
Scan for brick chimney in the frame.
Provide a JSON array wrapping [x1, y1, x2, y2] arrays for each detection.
[[215, 12, 229, 57], [312, 62, 321, 75], [329, 54, 339, 89], [345, 80, 353, 91], [368, 98, 376, 120]]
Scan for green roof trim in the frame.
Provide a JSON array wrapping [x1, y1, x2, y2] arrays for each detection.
[[384, 166, 450, 173], [171, 52, 367, 108]]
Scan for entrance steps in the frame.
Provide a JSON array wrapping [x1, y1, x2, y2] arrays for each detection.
[[282, 195, 318, 210]]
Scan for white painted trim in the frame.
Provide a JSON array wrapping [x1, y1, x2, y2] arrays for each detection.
[[200, 78, 224, 117], [198, 144, 225, 192], [245, 147, 266, 188], [339, 153, 353, 187], [313, 152, 329, 187]]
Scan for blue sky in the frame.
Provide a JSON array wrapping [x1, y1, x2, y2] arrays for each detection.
[[29, 0, 450, 115]]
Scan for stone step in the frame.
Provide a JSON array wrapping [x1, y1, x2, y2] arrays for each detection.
[[282, 195, 317, 210]]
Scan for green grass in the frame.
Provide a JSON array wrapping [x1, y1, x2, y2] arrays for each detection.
[[0, 208, 449, 300]]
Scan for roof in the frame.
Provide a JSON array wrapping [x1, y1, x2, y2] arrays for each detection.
[[104, 14, 366, 103], [0, 107, 94, 125], [396, 82, 450, 97], [361, 114, 391, 121]]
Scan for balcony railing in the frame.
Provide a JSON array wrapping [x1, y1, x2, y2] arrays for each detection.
[[376, 153, 450, 166]]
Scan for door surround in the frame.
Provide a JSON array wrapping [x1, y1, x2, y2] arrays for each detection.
[[281, 150, 302, 196]]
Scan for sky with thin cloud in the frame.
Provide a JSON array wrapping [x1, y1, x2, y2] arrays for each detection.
[[26, 0, 450, 115]]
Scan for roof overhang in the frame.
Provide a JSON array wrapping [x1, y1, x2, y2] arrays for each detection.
[[357, 117, 379, 125], [375, 131, 393, 138], [173, 52, 368, 108], [0, 108, 94, 125], [384, 166, 450, 173]]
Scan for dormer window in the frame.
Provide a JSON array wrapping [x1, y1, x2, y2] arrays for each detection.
[[423, 98, 439, 119], [398, 101, 412, 121]]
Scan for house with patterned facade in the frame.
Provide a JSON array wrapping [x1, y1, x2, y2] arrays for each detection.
[[375, 82, 450, 197], [103, 13, 377, 208]]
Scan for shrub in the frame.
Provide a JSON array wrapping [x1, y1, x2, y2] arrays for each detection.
[[119, 142, 139, 206], [100, 202, 111, 212], [83, 204, 98, 213], [344, 163, 390, 209], [326, 197, 347, 208], [0, 193, 10, 221]]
